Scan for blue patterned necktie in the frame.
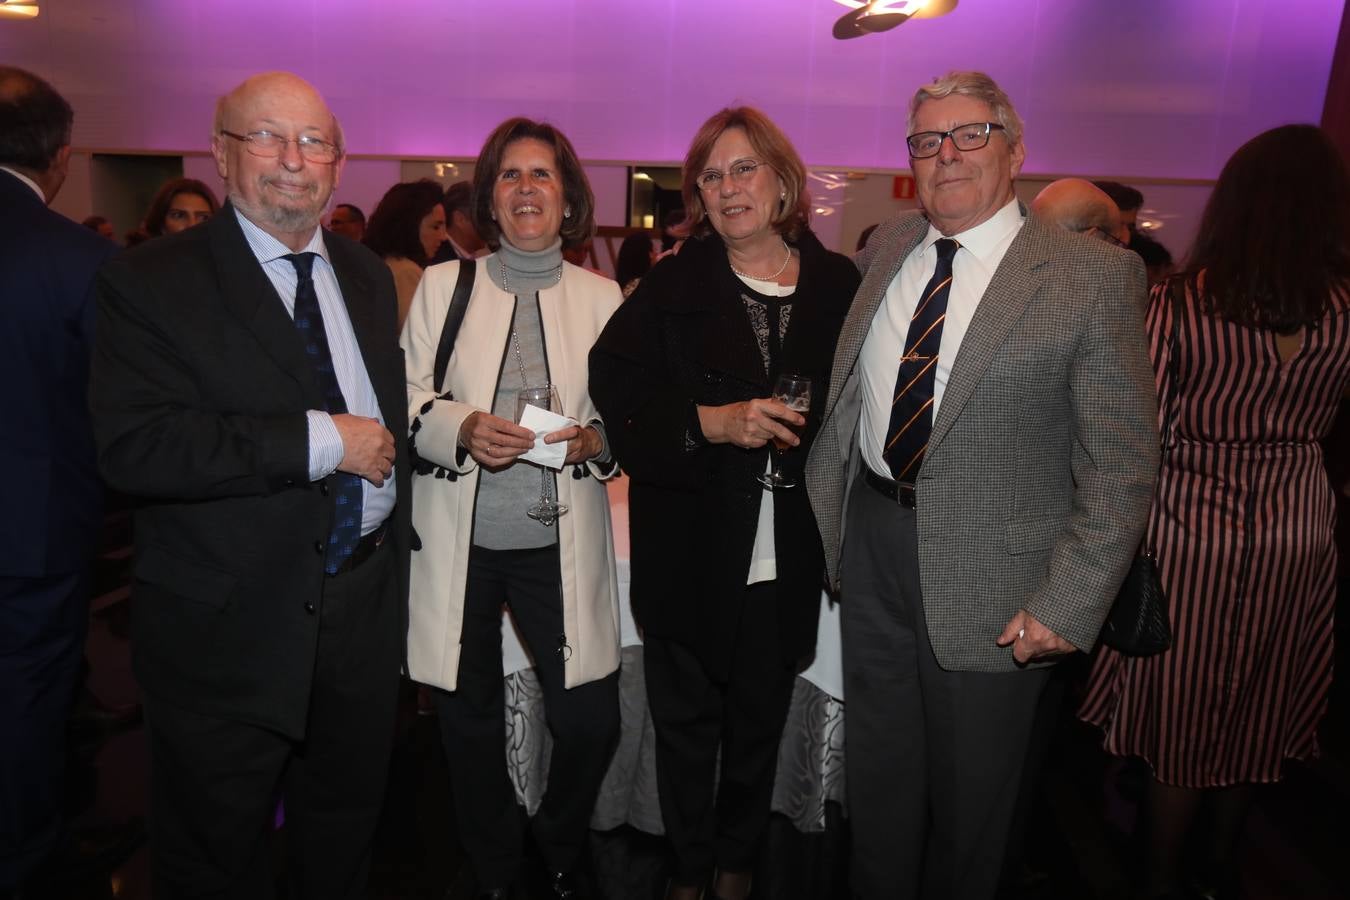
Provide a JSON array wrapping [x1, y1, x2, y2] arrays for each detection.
[[883, 237, 960, 483], [285, 252, 363, 575]]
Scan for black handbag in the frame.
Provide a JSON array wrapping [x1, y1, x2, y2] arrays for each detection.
[[1099, 280, 1180, 657]]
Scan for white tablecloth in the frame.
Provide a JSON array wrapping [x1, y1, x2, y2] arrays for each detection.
[[499, 476, 844, 701]]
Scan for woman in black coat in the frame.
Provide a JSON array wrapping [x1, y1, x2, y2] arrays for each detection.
[[589, 107, 859, 900]]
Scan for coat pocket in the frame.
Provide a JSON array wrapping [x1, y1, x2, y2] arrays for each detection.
[[1004, 517, 1062, 555], [134, 544, 238, 610]]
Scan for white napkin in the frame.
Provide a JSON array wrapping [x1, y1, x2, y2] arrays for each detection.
[[518, 403, 573, 470]]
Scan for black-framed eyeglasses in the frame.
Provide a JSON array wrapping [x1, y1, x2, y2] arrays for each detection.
[[906, 122, 1006, 159], [695, 159, 767, 192], [1088, 225, 1127, 248], [219, 129, 340, 164]]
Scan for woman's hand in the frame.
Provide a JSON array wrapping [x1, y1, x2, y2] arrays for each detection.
[[459, 411, 536, 468], [543, 424, 602, 465], [697, 399, 805, 449]]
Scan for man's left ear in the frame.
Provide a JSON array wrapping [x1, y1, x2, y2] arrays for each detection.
[[331, 154, 346, 191], [1009, 140, 1027, 180]]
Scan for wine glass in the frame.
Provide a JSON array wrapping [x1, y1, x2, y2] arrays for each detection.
[[758, 374, 812, 490], [515, 384, 568, 525]]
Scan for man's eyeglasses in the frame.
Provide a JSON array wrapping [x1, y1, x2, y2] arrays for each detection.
[[906, 122, 1005, 159], [695, 159, 767, 192], [1087, 226, 1127, 248], [219, 130, 340, 164]]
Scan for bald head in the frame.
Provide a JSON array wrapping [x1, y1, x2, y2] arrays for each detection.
[[211, 72, 345, 251], [1030, 178, 1126, 245], [213, 72, 344, 156]]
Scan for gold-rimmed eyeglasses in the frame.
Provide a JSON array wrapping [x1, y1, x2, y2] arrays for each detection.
[[219, 130, 340, 164], [695, 159, 768, 192], [906, 122, 1006, 159]]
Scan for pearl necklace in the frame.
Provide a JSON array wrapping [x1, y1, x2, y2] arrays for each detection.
[[729, 239, 792, 282]]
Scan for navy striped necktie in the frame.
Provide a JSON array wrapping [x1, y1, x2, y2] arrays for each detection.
[[285, 252, 363, 575], [883, 237, 959, 483]]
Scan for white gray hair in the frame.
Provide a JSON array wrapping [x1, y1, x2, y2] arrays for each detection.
[[908, 70, 1023, 147]]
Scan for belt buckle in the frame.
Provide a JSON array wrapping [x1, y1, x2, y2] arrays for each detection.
[[895, 481, 916, 508]]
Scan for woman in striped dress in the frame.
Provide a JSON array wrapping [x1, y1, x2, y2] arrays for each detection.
[[1080, 124, 1350, 900]]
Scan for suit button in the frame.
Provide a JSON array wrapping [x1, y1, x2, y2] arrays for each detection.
[[285, 478, 296, 487], [313, 540, 325, 554], [304, 601, 316, 615], [319, 482, 329, 497]]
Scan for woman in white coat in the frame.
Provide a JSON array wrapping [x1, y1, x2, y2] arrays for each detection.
[[400, 118, 622, 900]]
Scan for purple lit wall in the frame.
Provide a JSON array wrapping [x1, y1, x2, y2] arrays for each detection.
[[2, 0, 1342, 177]]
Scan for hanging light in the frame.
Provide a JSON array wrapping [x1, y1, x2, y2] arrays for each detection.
[[0, 0, 39, 19], [832, 0, 956, 40]]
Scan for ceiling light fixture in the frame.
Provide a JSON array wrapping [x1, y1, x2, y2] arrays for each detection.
[[832, 0, 956, 40], [0, 0, 39, 19]]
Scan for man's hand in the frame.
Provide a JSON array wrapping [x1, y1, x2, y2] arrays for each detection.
[[698, 399, 805, 449], [332, 414, 395, 487], [996, 609, 1077, 665], [543, 424, 602, 465], [459, 411, 535, 469]]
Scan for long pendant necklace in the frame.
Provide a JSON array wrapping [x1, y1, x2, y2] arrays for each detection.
[[500, 256, 562, 389], [729, 239, 792, 282]]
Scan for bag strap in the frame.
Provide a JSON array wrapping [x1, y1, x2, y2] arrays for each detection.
[[433, 259, 475, 394]]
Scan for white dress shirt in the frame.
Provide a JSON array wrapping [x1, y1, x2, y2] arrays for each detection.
[[858, 198, 1024, 480], [235, 208, 395, 534], [0, 165, 44, 201]]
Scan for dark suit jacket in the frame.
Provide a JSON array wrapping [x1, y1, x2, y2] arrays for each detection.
[[590, 230, 858, 676], [90, 204, 410, 738], [0, 169, 117, 577]]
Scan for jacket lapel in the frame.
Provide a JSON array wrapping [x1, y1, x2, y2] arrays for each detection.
[[209, 204, 322, 406], [324, 232, 392, 407], [823, 215, 927, 420], [667, 235, 774, 390], [928, 210, 1051, 454]]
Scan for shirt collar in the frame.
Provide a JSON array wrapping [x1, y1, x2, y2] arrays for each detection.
[[234, 206, 330, 267], [0, 166, 45, 202], [920, 197, 1023, 261]]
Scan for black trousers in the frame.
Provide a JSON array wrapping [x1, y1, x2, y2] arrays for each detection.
[[841, 475, 1050, 900], [434, 544, 619, 890], [0, 571, 87, 891], [644, 580, 797, 887], [143, 541, 400, 900]]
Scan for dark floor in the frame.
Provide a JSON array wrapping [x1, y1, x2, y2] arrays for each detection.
[[51, 510, 1350, 899]]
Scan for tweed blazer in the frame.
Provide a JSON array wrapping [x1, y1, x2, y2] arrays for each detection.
[[806, 208, 1159, 671]]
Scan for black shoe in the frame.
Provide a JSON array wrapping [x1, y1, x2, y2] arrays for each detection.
[[545, 871, 586, 899], [20, 818, 147, 897]]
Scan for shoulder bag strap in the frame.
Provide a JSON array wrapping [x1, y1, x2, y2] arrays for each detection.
[[433, 259, 475, 394]]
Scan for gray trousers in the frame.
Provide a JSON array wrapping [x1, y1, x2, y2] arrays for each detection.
[[840, 474, 1050, 900]]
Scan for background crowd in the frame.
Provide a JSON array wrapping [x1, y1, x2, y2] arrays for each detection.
[[4, 58, 1350, 900]]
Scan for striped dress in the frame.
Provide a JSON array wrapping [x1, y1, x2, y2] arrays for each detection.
[[1080, 275, 1350, 787]]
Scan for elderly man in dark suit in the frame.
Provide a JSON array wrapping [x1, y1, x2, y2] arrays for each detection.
[[806, 71, 1158, 900], [91, 71, 408, 899], [0, 65, 118, 897]]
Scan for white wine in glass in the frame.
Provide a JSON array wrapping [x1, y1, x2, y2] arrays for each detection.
[[758, 374, 812, 490], [515, 385, 568, 525]]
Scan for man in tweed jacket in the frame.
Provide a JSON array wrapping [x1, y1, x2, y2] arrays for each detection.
[[806, 71, 1157, 900]]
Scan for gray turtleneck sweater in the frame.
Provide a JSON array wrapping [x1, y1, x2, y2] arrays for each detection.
[[472, 239, 570, 550]]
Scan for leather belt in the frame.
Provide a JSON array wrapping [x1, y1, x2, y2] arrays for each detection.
[[864, 469, 917, 509], [329, 523, 388, 577]]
